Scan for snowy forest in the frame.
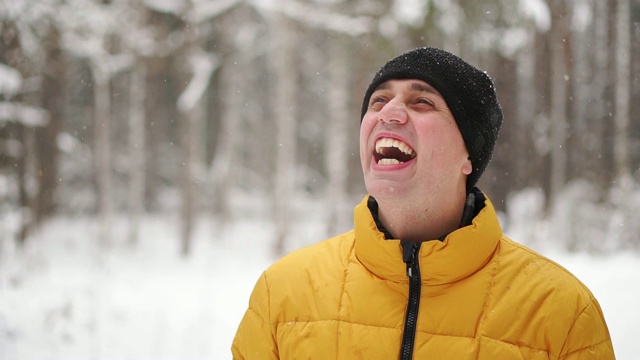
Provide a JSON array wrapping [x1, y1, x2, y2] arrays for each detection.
[[1, 0, 640, 254], [1, 0, 640, 358]]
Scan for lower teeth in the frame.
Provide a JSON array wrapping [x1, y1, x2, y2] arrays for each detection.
[[378, 158, 402, 165]]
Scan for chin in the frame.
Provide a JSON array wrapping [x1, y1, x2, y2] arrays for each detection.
[[364, 179, 410, 199]]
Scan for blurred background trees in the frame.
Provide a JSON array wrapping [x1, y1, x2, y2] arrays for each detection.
[[0, 0, 638, 255]]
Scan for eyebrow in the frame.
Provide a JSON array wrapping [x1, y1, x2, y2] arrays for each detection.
[[373, 81, 440, 95], [410, 82, 439, 95]]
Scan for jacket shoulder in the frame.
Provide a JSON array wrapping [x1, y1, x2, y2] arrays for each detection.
[[258, 231, 355, 324], [265, 230, 355, 279], [499, 237, 596, 300], [489, 237, 613, 358]]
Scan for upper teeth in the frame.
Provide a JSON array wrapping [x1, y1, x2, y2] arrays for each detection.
[[375, 138, 414, 156]]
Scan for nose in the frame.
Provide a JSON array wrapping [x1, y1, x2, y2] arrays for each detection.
[[378, 98, 408, 124]]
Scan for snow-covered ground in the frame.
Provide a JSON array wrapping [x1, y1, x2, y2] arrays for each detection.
[[0, 212, 637, 360]]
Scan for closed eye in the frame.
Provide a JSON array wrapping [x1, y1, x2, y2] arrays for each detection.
[[369, 96, 388, 109], [415, 98, 434, 107]]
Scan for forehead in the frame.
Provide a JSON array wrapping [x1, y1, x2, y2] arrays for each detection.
[[373, 79, 442, 96]]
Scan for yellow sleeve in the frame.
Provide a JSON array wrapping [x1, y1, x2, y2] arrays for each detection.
[[559, 298, 615, 359], [231, 272, 279, 360]]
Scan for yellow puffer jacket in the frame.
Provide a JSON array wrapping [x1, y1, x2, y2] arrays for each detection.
[[232, 195, 614, 359]]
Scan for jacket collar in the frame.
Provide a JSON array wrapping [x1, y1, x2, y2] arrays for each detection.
[[353, 194, 502, 285]]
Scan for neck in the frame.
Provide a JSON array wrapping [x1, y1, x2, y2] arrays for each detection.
[[373, 190, 467, 242]]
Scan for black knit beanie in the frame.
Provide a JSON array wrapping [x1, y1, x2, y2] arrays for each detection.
[[360, 47, 503, 191]]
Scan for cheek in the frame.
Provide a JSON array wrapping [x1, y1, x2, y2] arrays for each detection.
[[359, 115, 376, 155], [418, 122, 468, 166]]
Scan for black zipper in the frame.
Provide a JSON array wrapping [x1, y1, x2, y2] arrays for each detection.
[[400, 242, 422, 360]]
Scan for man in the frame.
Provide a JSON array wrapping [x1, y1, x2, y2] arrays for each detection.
[[232, 47, 614, 359]]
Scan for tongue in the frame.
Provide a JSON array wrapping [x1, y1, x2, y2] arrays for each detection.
[[378, 147, 414, 162]]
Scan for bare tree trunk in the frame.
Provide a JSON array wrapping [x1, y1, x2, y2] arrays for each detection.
[[609, 0, 634, 251], [549, 3, 569, 207], [144, 57, 170, 211], [613, 0, 631, 182], [15, 124, 29, 244], [591, 0, 611, 190], [35, 27, 64, 224], [178, 72, 201, 256], [92, 64, 113, 246], [211, 50, 246, 230], [515, 33, 536, 187], [177, 33, 216, 256], [325, 35, 350, 236], [128, 61, 147, 245], [179, 109, 195, 256], [548, 0, 571, 249], [532, 31, 553, 198], [271, 14, 297, 255], [440, 0, 462, 56], [569, 0, 591, 182]]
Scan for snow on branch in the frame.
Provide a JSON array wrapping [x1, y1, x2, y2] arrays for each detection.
[[104, 54, 136, 76], [0, 64, 23, 98], [0, 102, 49, 127], [144, 0, 240, 24], [88, 53, 136, 84], [518, 0, 551, 32], [186, 0, 241, 24], [250, 0, 374, 36], [177, 50, 220, 113], [131, 29, 186, 58], [144, 0, 188, 14]]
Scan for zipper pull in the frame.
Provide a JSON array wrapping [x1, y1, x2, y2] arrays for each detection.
[[402, 242, 421, 278]]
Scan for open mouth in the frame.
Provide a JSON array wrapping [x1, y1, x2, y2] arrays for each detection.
[[374, 137, 416, 165]]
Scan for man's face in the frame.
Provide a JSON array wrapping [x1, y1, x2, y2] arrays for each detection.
[[360, 79, 472, 202]]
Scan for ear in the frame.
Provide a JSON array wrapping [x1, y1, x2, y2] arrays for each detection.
[[462, 159, 472, 175]]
